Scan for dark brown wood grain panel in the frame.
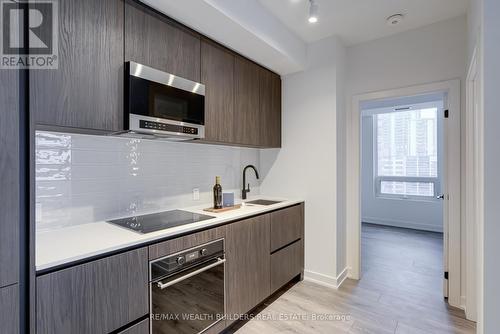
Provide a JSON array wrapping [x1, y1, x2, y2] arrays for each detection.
[[201, 39, 235, 143], [149, 226, 226, 260], [226, 214, 270, 323], [30, 0, 124, 132], [233, 56, 261, 146], [36, 248, 148, 334], [0, 284, 19, 334], [259, 68, 282, 148], [270, 204, 304, 252], [0, 55, 19, 288], [270, 240, 303, 294], [125, 0, 201, 82], [118, 318, 149, 334]]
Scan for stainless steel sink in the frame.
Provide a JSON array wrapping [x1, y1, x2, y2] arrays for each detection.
[[245, 199, 282, 206]]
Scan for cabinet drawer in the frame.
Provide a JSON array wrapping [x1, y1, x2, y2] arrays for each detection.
[[118, 319, 149, 334], [36, 248, 149, 334], [149, 226, 226, 260], [270, 240, 303, 294], [270, 204, 304, 252]]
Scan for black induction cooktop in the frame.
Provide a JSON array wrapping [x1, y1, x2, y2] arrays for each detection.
[[107, 210, 215, 234]]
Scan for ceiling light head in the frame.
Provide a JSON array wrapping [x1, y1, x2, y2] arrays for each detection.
[[386, 14, 404, 26], [308, 0, 318, 24]]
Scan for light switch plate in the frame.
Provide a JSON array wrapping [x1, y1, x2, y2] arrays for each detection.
[[36, 203, 42, 222], [192, 188, 200, 200]]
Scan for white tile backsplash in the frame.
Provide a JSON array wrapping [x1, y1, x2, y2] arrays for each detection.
[[36, 131, 260, 232]]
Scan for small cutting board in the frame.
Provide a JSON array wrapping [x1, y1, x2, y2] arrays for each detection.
[[204, 204, 242, 213]]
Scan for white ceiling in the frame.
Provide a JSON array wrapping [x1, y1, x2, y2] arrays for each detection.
[[258, 0, 469, 45], [141, 0, 468, 75], [141, 0, 307, 74]]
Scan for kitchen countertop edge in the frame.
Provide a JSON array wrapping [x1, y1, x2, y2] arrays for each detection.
[[36, 198, 304, 273]]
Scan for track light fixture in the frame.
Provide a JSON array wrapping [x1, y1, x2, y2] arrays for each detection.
[[308, 0, 318, 23]]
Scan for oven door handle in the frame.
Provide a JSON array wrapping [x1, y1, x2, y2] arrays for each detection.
[[156, 258, 226, 290]]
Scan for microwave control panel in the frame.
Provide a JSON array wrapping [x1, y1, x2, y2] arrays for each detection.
[[139, 120, 198, 135]]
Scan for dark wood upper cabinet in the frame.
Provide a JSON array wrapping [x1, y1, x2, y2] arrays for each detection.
[[201, 39, 235, 143], [259, 68, 282, 148], [226, 214, 270, 322], [31, 0, 124, 132], [36, 248, 148, 334], [125, 0, 201, 82], [0, 62, 19, 288], [233, 56, 261, 146], [29, 0, 281, 145]]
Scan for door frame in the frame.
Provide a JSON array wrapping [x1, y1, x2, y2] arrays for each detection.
[[346, 79, 462, 308], [465, 46, 482, 322]]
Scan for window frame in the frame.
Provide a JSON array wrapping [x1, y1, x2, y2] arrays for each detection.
[[372, 105, 442, 201]]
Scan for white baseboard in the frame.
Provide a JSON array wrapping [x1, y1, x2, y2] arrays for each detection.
[[304, 267, 348, 289], [362, 216, 443, 233], [461, 295, 467, 311]]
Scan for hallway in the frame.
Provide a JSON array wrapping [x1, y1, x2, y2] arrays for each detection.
[[232, 224, 475, 333]]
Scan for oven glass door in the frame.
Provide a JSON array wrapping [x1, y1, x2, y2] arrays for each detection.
[[128, 75, 205, 125], [151, 258, 225, 334]]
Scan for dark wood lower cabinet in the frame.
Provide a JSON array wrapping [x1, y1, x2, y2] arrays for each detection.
[[34, 204, 304, 334], [226, 215, 271, 323], [270, 204, 304, 252], [36, 248, 149, 334], [0, 284, 19, 334], [270, 240, 304, 294], [118, 318, 149, 334], [149, 225, 226, 260]]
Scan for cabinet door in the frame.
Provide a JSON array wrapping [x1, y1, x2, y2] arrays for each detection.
[[201, 40, 235, 143], [31, 0, 124, 132], [0, 60, 19, 287], [0, 285, 19, 334], [125, 1, 201, 82], [118, 318, 149, 334], [233, 56, 261, 146], [149, 225, 226, 260], [259, 68, 282, 148], [36, 248, 148, 334], [226, 215, 270, 321], [270, 240, 303, 294], [270, 204, 304, 252]]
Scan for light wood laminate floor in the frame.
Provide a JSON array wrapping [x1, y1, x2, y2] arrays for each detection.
[[231, 223, 476, 334]]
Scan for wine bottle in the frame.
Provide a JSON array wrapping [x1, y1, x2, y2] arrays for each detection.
[[213, 176, 223, 209]]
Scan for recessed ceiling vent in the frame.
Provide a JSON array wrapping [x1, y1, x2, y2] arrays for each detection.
[[386, 14, 404, 26]]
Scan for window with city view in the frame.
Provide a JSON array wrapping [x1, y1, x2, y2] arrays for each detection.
[[375, 107, 439, 197]]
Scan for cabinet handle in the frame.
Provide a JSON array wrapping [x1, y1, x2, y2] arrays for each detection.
[[156, 258, 226, 290]]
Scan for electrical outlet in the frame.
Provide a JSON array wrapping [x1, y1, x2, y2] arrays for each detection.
[[192, 188, 200, 200]]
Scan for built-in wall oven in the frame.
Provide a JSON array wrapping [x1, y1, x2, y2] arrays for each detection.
[[149, 239, 225, 334], [125, 61, 205, 140]]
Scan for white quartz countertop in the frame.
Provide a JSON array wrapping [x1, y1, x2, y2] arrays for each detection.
[[36, 197, 303, 272]]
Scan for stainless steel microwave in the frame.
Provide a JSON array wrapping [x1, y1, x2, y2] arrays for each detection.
[[125, 61, 205, 140]]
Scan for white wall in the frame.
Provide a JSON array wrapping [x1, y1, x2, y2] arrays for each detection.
[[260, 36, 347, 286], [361, 109, 443, 232], [36, 131, 260, 232], [480, 0, 500, 332], [346, 16, 467, 96], [345, 15, 467, 298]]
